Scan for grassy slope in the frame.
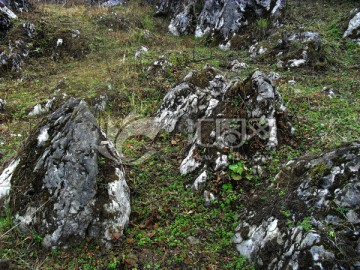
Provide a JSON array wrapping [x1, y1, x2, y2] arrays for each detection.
[[0, 0, 359, 269]]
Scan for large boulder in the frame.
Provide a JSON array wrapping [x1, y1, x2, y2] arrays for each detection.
[[232, 142, 360, 269], [155, 66, 293, 189], [155, 0, 286, 44], [0, 98, 131, 249], [344, 7, 360, 44]]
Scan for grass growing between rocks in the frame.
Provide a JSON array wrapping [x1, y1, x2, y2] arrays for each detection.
[[0, 0, 359, 269]]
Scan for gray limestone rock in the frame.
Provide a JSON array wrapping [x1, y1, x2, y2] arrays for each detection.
[[101, 0, 125, 8], [2, 98, 131, 249], [344, 7, 360, 44], [0, 1, 17, 33], [155, 66, 292, 188], [155, 0, 286, 43], [233, 143, 360, 269], [0, 98, 5, 111]]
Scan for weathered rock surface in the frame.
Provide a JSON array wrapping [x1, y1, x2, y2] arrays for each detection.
[[0, 0, 17, 33], [0, 0, 29, 34], [1, 20, 89, 74], [256, 30, 326, 70], [0, 38, 29, 72], [155, 0, 286, 44], [155, 66, 293, 188], [0, 98, 5, 111], [344, 7, 360, 44], [101, 0, 125, 8], [1, 98, 131, 249], [233, 142, 360, 269]]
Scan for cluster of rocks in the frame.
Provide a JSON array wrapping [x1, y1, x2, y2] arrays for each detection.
[[233, 142, 360, 269], [0, 0, 29, 34], [155, 0, 286, 47], [1, 21, 87, 73], [155, 66, 293, 190]]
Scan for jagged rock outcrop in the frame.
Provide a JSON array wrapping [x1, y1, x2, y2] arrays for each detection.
[[232, 142, 360, 269], [0, 98, 5, 111], [0, 38, 29, 72], [344, 7, 360, 44], [0, 0, 17, 33], [0, 0, 29, 34], [0, 98, 131, 249], [155, 66, 293, 189], [155, 0, 286, 45], [254, 30, 326, 70], [1, 20, 89, 74], [101, 0, 125, 8]]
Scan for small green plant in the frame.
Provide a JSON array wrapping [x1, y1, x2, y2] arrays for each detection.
[[299, 217, 312, 232], [33, 234, 43, 244], [278, 189, 286, 197], [222, 183, 233, 191], [228, 161, 255, 181], [107, 258, 120, 269], [255, 18, 269, 37], [336, 207, 348, 215], [256, 18, 268, 29], [98, 157, 106, 166], [281, 209, 292, 218], [286, 220, 295, 228]]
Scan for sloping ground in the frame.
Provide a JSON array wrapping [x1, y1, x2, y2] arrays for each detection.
[[0, 0, 359, 269]]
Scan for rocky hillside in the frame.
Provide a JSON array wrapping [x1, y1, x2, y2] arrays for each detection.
[[0, 0, 359, 269]]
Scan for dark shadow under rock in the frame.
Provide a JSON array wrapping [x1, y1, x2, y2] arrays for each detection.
[[0, 98, 130, 249]]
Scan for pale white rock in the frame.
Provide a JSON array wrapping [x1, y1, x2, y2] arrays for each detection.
[[205, 99, 219, 117], [0, 5, 17, 19], [219, 40, 231, 51], [37, 126, 49, 146], [15, 206, 37, 227], [135, 46, 149, 60], [233, 217, 282, 261], [204, 190, 216, 206], [29, 98, 55, 116], [300, 232, 321, 249], [343, 11, 360, 43], [214, 154, 229, 171], [0, 99, 6, 110], [56, 39, 63, 47], [258, 46, 267, 55], [192, 170, 207, 190], [103, 168, 131, 242], [288, 59, 306, 68], [0, 159, 21, 199], [180, 145, 201, 174], [267, 117, 278, 147], [231, 60, 248, 72], [168, 19, 179, 36]]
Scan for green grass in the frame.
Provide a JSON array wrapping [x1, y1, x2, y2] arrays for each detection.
[[0, 0, 359, 269]]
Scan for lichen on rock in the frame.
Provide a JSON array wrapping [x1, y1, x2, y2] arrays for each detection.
[[3, 98, 131, 249], [232, 142, 360, 269], [155, 66, 293, 188]]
